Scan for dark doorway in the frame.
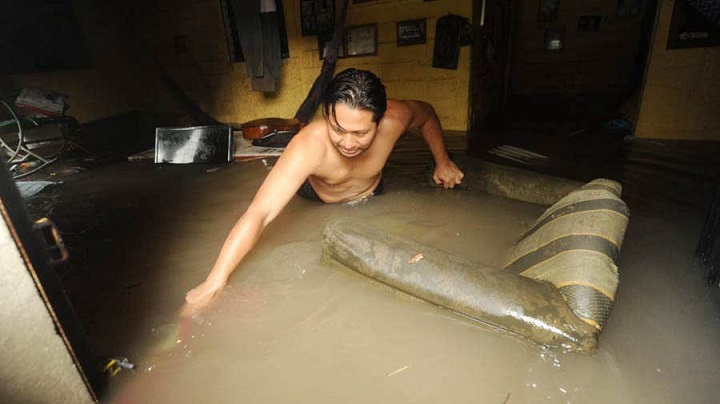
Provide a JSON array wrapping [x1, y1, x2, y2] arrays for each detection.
[[468, 0, 660, 182]]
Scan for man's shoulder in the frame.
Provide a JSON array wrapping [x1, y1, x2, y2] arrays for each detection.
[[385, 99, 410, 114], [385, 99, 417, 122], [295, 120, 323, 140], [380, 99, 414, 135], [285, 121, 328, 156]]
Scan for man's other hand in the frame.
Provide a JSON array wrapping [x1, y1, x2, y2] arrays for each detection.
[[433, 160, 464, 189]]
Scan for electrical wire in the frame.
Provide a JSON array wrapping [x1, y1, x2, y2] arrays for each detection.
[[0, 99, 24, 163], [0, 99, 57, 179]]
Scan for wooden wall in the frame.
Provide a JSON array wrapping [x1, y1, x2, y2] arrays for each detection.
[[0, 0, 163, 123], [510, 0, 647, 95]]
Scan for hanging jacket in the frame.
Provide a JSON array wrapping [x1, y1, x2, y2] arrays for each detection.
[[432, 14, 473, 70]]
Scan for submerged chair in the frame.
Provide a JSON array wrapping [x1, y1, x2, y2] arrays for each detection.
[[323, 165, 629, 354]]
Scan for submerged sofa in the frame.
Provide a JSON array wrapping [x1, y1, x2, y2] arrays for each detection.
[[323, 163, 629, 354]]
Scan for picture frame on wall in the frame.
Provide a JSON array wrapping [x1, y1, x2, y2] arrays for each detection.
[[300, 0, 335, 37], [396, 19, 427, 47], [615, 0, 642, 18], [577, 14, 603, 32], [345, 24, 377, 57], [544, 26, 565, 50], [667, 0, 720, 49], [538, 0, 560, 22]]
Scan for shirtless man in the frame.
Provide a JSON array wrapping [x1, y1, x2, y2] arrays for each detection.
[[185, 68, 464, 310]]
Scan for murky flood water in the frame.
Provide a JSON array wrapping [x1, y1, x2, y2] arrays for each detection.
[[66, 158, 720, 404]]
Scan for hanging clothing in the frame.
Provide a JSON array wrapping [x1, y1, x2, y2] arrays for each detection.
[[231, 0, 282, 92], [432, 14, 473, 70]]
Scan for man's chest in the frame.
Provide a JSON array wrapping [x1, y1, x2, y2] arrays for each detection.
[[317, 148, 391, 184]]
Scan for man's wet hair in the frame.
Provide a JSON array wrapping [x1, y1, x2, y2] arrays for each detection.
[[322, 68, 387, 126]]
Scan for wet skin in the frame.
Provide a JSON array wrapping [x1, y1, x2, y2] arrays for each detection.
[[184, 99, 464, 312]]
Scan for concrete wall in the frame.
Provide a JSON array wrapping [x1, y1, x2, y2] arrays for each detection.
[[153, 0, 472, 130], [0, 207, 93, 403], [3, 0, 472, 131], [1, 0, 166, 124], [510, 0, 646, 95], [635, 0, 720, 140]]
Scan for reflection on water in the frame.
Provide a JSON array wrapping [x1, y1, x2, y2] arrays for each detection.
[[92, 160, 720, 404]]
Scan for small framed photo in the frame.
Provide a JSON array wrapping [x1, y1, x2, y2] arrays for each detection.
[[344, 24, 377, 57], [616, 0, 642, 18], [544, 26, 565, 50], [300, 0, 335, 37], [396, 19, 427, 47], [539, 0, 560, 22], [667, 0, 720, 49], [577, 14, 603, 32]]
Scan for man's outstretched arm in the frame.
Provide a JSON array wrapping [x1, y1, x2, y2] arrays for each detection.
[[402, 100, 464, 188], [184, 134, 321, 311], [184, 205, 268, 310]]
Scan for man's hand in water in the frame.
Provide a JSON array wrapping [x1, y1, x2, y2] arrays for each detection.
[[184, 280, 226, 313], [433, 160, 464, 189]]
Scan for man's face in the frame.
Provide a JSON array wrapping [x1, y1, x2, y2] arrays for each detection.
[[326, 102, 378, 158]]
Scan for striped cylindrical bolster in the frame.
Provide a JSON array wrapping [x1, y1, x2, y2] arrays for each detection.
[[505, 234, 620, 274], [521, 199, 630, 241], [529, 179, 626, 233], [508, 250, 619, 329], [578, 178, 623, 196], [504, 179, 629, 329]]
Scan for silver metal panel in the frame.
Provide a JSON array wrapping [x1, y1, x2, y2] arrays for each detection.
[[154, 125, 233, 164]]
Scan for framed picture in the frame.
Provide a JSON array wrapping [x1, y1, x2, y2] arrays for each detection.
[[397, 19, 426, 47], [577, 14, 602, 32], [538, 0, 560, 22], [344, 24, 377, 57], [667, 0, 720, 49], [300, 0, 335, 37], [544, 26, 565, 51], [616, 0, 642, 18]]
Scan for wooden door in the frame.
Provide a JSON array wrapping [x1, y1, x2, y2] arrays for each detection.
[[468, 0, 514, 140]]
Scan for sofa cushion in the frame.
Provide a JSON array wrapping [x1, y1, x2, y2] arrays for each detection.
[[503, 179, 630, 329]]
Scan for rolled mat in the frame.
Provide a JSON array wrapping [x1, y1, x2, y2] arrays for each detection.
[[322, 218, 599, 354]]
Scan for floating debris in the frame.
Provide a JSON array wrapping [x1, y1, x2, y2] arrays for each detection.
[[103, 356, 134, 376], [387, 365, 410, 377], [408, 253, 424, 264], [488, 145, 550, 167]]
